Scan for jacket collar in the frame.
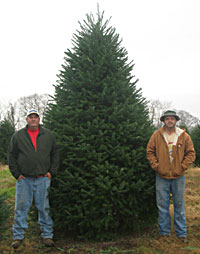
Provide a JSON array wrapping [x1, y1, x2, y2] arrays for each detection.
[[25, 124, 44, 134], [159, 126, 185, 137]]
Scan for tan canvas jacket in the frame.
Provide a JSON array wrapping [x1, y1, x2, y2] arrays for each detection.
[[146, 126, 195, 179]]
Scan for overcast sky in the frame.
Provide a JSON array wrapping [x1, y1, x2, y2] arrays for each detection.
[[1, 0, 200, 118]]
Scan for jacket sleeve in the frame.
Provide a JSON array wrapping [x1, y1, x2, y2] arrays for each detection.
[[146, 132, 159, 171], [8, 134, 21, 179], [49, 134, 60, 176], [181, 133, 196, 170]]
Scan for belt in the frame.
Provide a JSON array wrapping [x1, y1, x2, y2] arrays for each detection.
[[38, 174, 45, 178]]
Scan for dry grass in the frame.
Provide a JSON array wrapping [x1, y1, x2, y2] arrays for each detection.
[[1, 167, 200, 253], [0, 164, 16, 197]]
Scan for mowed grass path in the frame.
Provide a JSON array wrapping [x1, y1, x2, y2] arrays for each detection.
[[1, 165, 200, 253]]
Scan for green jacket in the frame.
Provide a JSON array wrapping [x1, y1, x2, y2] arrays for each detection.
[[8, 125, 59, 179]]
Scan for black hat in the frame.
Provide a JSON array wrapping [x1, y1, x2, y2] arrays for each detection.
[[160, 110, 180, 122]]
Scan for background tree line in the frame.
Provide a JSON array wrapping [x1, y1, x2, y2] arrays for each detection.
[[0, 95, 199, 165], [1, 96, 199, 131]]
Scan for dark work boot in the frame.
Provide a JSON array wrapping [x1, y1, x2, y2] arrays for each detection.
[[42, 238, 54, 247], [11, 239, 23, 249]]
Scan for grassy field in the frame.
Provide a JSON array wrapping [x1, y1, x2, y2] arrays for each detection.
[[1, 165, 200, 254]]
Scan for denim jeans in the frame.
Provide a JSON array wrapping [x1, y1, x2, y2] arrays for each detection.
[[156, 174, 186, 237], [13, 176, 53, 240]]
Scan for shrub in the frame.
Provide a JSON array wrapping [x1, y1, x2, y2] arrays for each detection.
[[0, 192, 12, 238], [191, 125, 200, 166], [0, 119, 15, 164]]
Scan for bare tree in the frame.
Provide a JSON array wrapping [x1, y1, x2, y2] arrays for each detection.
[[5, 102, 19, 128], [176, 110, 199, 131], [148, 100, 200, 131], [0, 93, 50, 130], [148, 99, 172, 128], [0, 102, 11, 121], [16, 93, 50, 129]]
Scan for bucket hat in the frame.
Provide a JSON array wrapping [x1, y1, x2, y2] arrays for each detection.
[[160, 110, 180, 122]]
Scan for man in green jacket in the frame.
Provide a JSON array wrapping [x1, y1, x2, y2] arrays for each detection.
[[8, 109, 59, 249]]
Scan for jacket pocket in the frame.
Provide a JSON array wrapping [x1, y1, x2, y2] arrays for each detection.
[[152, 162, 159, 171], [172, 164, 183, 176], [157, 164, 169, 176]]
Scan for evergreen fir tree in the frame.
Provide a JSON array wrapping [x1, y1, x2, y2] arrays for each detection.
[[44, 10, 156, 240], [0, 119, 15, 164], [191, 124, 200, 166], [0, 192, 11, 238]]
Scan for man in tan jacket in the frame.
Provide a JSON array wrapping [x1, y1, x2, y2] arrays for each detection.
[[146, 110, 195, 242]]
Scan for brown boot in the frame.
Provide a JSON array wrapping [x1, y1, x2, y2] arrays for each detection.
[[11, 239, 23, 249], [42, 238, 54, 247]]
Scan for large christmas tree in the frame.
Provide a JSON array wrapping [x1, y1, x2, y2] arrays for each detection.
[[44, 11, 156, 240]]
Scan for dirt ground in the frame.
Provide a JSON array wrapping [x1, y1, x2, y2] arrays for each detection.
[[1, 167, 200, 254]]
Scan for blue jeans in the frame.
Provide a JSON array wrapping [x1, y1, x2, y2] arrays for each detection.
[[156, 174, 186, 237], [13, 177, 53, 240]]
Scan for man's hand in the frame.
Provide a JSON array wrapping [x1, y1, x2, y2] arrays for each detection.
[[17, 175, 26, 181], [45, 172, 52, 179]]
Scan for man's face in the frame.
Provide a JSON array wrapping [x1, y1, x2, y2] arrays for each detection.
[[26, 114, 40, 129], [164, 116, 177, 129]]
